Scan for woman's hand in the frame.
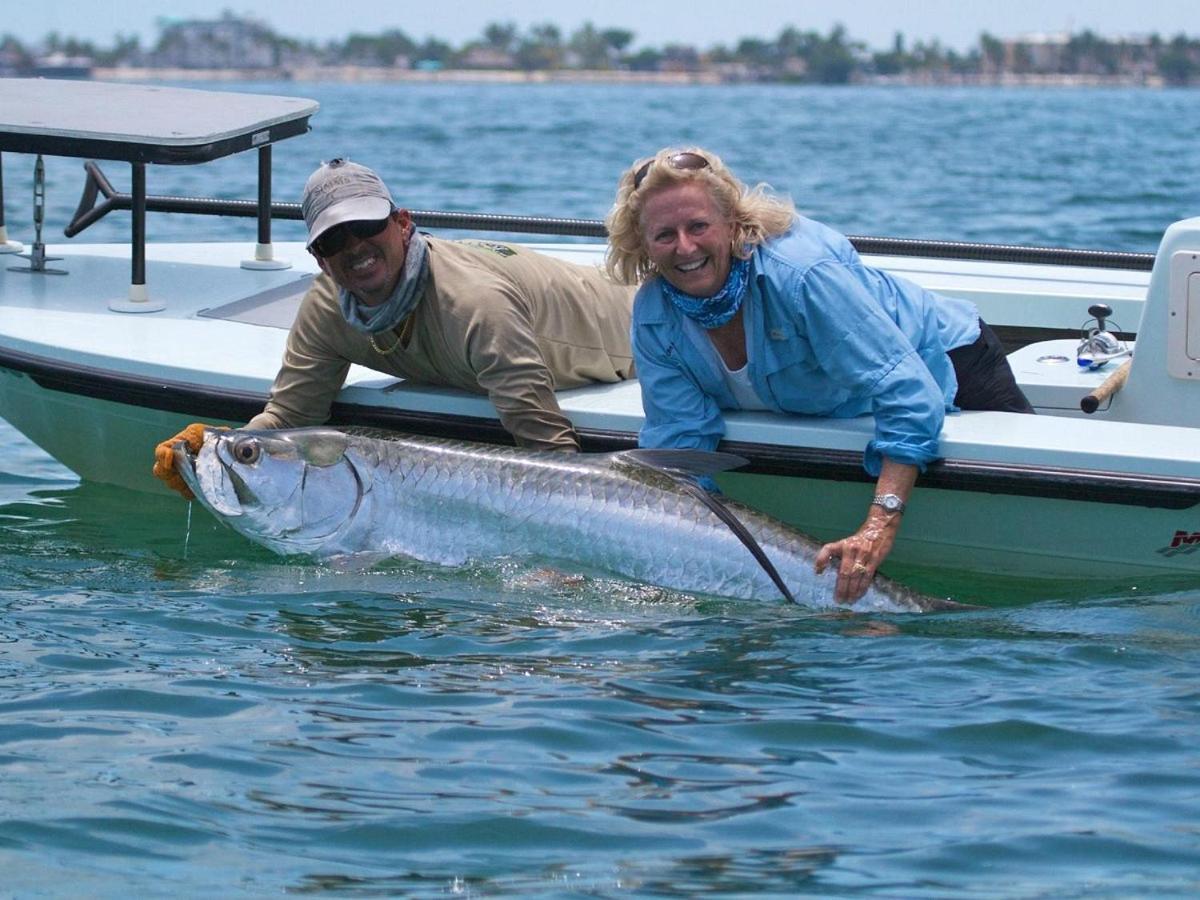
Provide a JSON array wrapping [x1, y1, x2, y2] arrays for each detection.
[[815, 511, 902, 603], [814, 459, 916, 603]]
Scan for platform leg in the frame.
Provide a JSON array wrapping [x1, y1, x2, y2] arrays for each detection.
[[242, 145, 290, 270]]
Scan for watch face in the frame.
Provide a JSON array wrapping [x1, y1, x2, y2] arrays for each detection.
[[875, 494, 904, 513]]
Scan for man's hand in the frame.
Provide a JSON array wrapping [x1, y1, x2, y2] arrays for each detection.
[[152, 423, 223, 499]]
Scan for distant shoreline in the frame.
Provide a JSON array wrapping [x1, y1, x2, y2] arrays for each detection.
[[92, 66, 1170, 88], [93, 66, 724, 85]]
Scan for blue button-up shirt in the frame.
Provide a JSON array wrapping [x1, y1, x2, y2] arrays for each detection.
[[631, 218, 981, 475]]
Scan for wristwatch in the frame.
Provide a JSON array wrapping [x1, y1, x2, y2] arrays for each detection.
[[871, 493, 906, 515]]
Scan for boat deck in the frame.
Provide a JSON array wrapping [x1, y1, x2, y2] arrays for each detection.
[[0, 238, 1183, 482]]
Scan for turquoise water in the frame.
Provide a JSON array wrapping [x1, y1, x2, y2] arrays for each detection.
[[3, 83, 1200, 895], [12, 82, 1200, 251]]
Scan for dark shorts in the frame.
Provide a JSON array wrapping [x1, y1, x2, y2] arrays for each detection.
[[948, 319, 1035, 413]]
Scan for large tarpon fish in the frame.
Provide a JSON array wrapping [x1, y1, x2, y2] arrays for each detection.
[[175, 427, 957, 613]]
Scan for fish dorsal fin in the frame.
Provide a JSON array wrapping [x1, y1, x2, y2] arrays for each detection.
[[619, 448, 748, 478], [617, 449, 796, 604]]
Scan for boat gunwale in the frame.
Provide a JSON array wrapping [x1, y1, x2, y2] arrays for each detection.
[[3, 343, 1196, 511]]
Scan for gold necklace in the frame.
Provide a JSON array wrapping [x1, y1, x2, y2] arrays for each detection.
[[369, 316, 414, 354]]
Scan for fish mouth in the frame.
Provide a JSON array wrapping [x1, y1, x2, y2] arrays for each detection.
[[173, 439, 201, 496], [173, 433, 245, 517]]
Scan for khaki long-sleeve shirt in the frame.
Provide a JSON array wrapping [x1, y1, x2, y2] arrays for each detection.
[[246, 237, 635, 450]]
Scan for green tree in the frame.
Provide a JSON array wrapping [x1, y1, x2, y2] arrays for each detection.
[[601, 29, 634, 56], [0, 33, 32, 69], [625, 47, 663, 71], [979, 32, 1005, 72], [1158, 33, 1197, 84], [341, 29, 416, 66], [807, 25, 857, 83], [415, 37, 454, 66], [515, 22, 563, 70], [735, 36, 775, 68], [481, 22, 518, 54], [568, 22, 612, 69], [872, 32, 908, 76], [660, 43, 700, 71]]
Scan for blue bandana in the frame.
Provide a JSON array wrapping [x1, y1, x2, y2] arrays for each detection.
[[338, 231, 430, 335], [660, 257, 750, 329]]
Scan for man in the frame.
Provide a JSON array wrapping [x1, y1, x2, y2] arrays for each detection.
[[153, 158, 635, 497]]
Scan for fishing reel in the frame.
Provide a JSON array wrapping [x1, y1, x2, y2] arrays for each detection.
[[1076, 303, 1131, 370]]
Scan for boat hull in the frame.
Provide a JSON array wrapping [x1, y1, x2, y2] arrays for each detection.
[[1, 237, 1197, 585], [721, 470, 1198, 580], [2, 361, 1196, 582]]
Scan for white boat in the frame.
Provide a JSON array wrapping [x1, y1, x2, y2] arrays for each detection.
[[1, 79, 1196, 583]]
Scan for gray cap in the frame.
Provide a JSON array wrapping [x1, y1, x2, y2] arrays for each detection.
[[301, 158, 394, 248]]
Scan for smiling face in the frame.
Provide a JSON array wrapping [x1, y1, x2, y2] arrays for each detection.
[[314, 209, 412, 306], [639, 181, 735, 297]]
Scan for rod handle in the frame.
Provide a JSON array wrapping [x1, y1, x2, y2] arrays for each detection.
[[1080, 358, 1132, 414]]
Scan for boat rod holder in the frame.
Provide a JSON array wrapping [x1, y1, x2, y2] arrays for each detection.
[[66, 162, 1159, 273], [7, 155, 66, 275]]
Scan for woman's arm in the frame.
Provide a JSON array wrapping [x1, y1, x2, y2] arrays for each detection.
[[632, 322, 725, 451]]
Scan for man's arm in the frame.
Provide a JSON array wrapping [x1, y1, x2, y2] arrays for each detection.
[[249, 276, 352, 430], [151, 277, 352, 495], [462, 292, 581, 451]]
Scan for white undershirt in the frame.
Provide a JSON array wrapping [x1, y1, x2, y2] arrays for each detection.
[[682, 316, 769, 411], [719, 358, 770, 411]]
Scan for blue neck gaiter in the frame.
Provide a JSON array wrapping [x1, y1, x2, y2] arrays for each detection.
[[660, 256, 750, 329]]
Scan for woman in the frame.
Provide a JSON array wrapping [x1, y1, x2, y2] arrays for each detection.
[[605, 147, 1032, 603]]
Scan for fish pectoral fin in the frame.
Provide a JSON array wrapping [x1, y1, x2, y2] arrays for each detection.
[[617, 449, 795, 604], [677, 478, 797, 605], [617, 448, 748, 479]]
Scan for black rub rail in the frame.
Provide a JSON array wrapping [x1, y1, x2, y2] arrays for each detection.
[[68, 161, 1157, 272], [1, 341, 1195, 510]]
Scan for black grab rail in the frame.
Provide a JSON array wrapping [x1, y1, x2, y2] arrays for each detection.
[[67, 161, 1158, 272]]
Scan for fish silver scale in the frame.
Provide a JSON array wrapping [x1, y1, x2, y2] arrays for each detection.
[[179, 428, 946, 613]]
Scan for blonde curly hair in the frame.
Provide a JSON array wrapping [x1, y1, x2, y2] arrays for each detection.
[[604, 147, 796, 286]]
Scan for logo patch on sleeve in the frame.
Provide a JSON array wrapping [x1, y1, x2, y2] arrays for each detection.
[[463, 240, 517, 258]]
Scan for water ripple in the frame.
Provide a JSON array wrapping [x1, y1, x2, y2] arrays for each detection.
[[4, 85, 1200, 893]]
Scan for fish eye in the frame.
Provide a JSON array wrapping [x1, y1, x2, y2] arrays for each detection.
[[232, 438, 261, 465]]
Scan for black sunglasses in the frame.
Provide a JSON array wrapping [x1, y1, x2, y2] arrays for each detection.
[[632, 152, 711, 191], [311, 215, 392, 257]]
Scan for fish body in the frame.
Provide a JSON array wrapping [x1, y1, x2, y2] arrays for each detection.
[[176, 427, 949, 613]]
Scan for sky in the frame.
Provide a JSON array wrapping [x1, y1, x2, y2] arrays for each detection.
[[5, 1, 1198, 54]]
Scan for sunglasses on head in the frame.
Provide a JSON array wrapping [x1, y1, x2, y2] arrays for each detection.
[[632, 151, 710, 191], [311, 215, 392, 257]]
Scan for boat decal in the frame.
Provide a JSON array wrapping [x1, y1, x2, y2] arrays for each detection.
[[1158, 530, 1200, 556]]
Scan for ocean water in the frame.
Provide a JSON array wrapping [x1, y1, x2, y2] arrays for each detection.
[[2, 82, 1199, 896]]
